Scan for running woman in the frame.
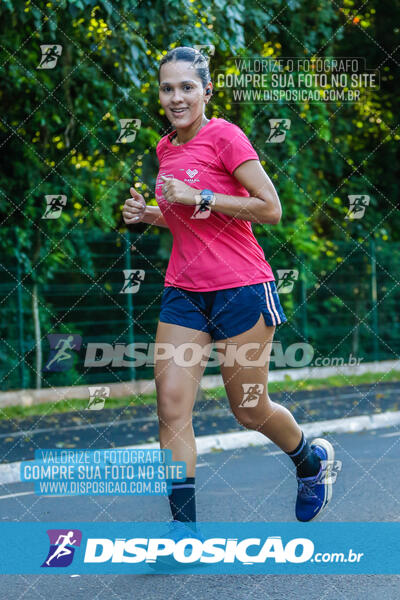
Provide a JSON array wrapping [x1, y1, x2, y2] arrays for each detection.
[[122, 47, 337, 538]]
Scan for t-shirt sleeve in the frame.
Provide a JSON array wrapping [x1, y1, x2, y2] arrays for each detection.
[[214, 122, 259, 175]]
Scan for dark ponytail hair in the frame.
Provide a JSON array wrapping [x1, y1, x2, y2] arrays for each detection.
[[158, 46, 211, 89]]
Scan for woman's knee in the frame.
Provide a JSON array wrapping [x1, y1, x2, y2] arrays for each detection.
[[231, 397, 274, 430], [232, 408, 265, 430], [156, 384, 193, 424]]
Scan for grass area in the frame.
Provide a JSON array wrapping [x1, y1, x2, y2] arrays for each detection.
[[205, 369, 400, 399], [1, 369, 400, 423], [0, 391, 159, 422]]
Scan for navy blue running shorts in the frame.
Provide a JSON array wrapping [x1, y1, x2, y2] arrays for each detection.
[[159, 281, 287, 341]]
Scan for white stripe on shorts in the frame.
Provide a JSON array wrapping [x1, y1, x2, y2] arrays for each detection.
[[263, 282, 281, 325]]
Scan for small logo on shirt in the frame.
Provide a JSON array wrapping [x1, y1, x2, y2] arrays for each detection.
[[180, 168, 200, 184]]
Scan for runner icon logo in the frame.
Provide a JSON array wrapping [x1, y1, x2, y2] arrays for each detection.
[[276, 269, 299, 293], [266, 119, 291, 143], [87, 386, 110, 410], [120, 269, 145, 294], [345, 195, 370, 220], [116, 119, 141, 144], [42, 195, 67, 219], [43, 334, 82, 372], [192, 45, 215, 66], [41, 529, 82, 568], [239, 383, 264, 408], [37, 45, 62, 69]]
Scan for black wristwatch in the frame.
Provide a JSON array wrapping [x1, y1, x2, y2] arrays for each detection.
[[197, 189, 216, 212]]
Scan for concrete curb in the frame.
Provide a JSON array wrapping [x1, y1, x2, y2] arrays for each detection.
[[1, 410, 399, 486], [1, 359, 399, 407]]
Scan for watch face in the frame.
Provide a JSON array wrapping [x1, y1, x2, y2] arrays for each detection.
[[201, 190, 213, 200]]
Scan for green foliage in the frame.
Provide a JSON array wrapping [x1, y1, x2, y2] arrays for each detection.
[[0, 0, 399, 390]]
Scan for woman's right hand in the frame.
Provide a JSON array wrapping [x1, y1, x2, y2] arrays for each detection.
[[122, 187, 147, 224]]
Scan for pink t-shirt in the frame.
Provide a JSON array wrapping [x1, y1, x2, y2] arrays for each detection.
[[155, 117, 275, 291]]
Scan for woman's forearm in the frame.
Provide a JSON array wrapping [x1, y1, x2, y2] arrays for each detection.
[[210, 192, 282, 225], [160, 170, 282, 225], [142, 205, 169, 228]]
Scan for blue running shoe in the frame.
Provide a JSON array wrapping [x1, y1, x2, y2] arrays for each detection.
[[295, 437, 336, 522], [148, 520, 209, 572]]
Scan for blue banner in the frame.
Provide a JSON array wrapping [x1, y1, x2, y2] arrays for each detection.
[[0, 522, 399, 574]]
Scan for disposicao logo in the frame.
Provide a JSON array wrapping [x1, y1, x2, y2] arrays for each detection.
[[83, 536, 315, 564]]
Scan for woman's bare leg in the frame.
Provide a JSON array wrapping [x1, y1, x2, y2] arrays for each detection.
[[218, 314, 302, 452], [154, 321, 212, 477]]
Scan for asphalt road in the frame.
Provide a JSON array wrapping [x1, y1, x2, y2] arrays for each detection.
[[1, 380, 399, 464], [0, 426, 399, 598]]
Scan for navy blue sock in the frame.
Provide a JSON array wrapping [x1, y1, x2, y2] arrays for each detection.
[[168, 477, 196, 527], [286, 431, 321, 478]]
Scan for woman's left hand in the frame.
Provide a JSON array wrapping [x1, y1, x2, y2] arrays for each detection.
[[161, 176, 197, 206]]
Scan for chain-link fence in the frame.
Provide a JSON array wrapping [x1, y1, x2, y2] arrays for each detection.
[[1, 231, 399, 391]]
